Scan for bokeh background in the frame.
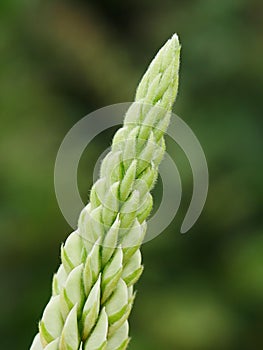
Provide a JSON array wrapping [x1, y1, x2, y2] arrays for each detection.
[[0, 0, 262, 349]]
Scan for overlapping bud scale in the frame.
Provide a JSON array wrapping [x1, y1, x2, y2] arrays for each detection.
[[30, 34, 180, 350]]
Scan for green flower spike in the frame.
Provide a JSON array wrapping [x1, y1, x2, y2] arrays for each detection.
[[30, 33, 181, 350]]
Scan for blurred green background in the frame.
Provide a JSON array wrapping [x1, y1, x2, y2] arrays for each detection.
[[0, 0, 262, 349]]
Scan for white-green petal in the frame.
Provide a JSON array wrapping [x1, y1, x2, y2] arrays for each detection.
[[119, 159, 137, 202], [61, 244, 74, 274], [136, 165, 157, 195], [153, 137, 166, 166], [82, 275, 101, 340], [122, 250, 143, 287], [84, 308, 108, 350], [90, 178, 106, 208], [100, 151, 122, 183], [137, 132, 156, 175], [105, 279, 128, 324], [52, 264, 67, 296], [137, 193, 153, 223], [78, 205, 94, 245], [122, 126, 139, 164], [106, 321, 129, 350], [90, 187, 101, 209], [155, 110, 171, 141], [30, 334, 43, 350], [45, 338, 59, 350], [108, 296, 134, 337], [121, 223, 145, 264], [89, 206, 105, 241], [102, 181, 119, 228], [101, 215, 120, 266], [111, 128, 128, 152], [59, 304, 80, 350], [63, 231, 83, 268], [123, 102, 141, 125], [121, 219, 144, 249], [102, 248, 123, 303], [60, 264, 84, 319], [40, 296, 63, 346], [138, 105, 161, 140], [119, 190, 140, 228], [83, 241, 101, 295]]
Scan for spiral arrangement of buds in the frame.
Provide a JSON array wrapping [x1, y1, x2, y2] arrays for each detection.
[[30, 34, 181, 350]]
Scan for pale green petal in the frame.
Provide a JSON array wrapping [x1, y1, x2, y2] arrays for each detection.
[[40, 296, 63, 346], [60, 304, 80, 350], [106, 321, 129, 350], [102, 248, 123, 303], [30, 334, 43, 350], [105, 279, 128, 324], [82, 275, 101, 340], [84, 308, 108, 350]]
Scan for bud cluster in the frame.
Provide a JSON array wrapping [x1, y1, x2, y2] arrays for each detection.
[[30, 34, 180, 350]]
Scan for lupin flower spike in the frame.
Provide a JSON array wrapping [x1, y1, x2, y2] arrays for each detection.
[[30, 33, 181, 350]]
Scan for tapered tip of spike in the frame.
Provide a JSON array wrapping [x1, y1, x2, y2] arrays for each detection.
[[163, 33, 180, 55], [171, 33, 179, 44], [135, 33, 181, 109]]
